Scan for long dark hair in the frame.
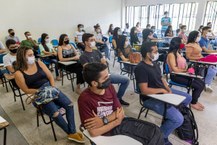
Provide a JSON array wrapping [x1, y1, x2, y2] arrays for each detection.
[[130, 27, 137, 36], [165, 25, 173, 37], [16, 46, 33, 71], [58, 34, 68, 46], [108, 24, 113, 35], [41, 33, 50, 52], [168, 37, 182, 61], [113, 27, 122, 49], [187, 31, 199, 44]]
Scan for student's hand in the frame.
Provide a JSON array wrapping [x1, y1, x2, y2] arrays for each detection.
[[84, 110, 104, 130], [73, 55, 80, 60], [162, 89, 169, 94], [115, 107, 125, 125]]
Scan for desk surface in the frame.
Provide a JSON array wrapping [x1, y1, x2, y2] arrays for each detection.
[[0, 116, 9, 129], [148, 94, 186, 106], [83, 129, 142, 145], [39, 54, 53, 58], [119, 61, 138, 66], [4, 74, 14, 80], [190, 60, 217, 65], [172, 72, 203, 79], [58, 61, 77, 66]]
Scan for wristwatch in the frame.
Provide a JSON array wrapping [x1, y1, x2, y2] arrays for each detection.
[[102, 116, 109, 125]]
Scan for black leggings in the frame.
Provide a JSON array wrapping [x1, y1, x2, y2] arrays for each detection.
[[65, 63, 84, 85], [170, 75, 205, 104]]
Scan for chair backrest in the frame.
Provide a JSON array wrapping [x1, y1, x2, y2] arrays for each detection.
[[38, 37, 42, 44], [69, 42, 77, 49], [109, 36, 113, 43], [51, 39, 59, 47]]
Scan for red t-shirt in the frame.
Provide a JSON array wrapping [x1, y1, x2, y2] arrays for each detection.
[[78, 85, 121, 126]]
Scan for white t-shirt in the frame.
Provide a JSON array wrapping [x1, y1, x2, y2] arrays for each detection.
[[74, 31, 84, 43], [3, 53, 16, 67], [0, 41, 5, 49]]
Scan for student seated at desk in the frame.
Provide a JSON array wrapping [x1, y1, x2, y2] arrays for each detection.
[[14, 46, 85, 143], [112, 27, 122, 52], [93, 25, 110, 60], [142, 29, 158, 43], [134, 42, 192, 145], [199, 26, 216, 53], [74, 24, 85, 51], [80, 33, 130, 106], [57, 34, 84, 94], [167, 37, 205, 111], [130, 27, 140, 46], [21, 31, 39, 57], [178, 25, 188, 44], [39, 33, 61, 81], [5, 29, 20, 44], [3, 39, 19, 74], [186, 30, 217, 92], [164, 25, 174, 37], [78, 62, 164, 144]]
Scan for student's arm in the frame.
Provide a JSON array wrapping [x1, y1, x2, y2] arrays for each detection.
[[87, 107, 124, 137], [14, 71, 38, 94], [0, 49, 6, 53], [139, 83, 168, 95], [161, 78, 171, 93], [112, 39, 117, 49], [57, 46, 78, 61], [37, 60, 55, 87], [185, 46, 203, 60], [39, 45, 51, 55], [3, 56, 15, 73], [201, 46, 217, 53], [167, 53, 186, 73]]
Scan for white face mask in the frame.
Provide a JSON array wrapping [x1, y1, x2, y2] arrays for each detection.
[[45, 39, 50, 43], [90, 41, 96, 48], [118, 31, 122, 35], [79, 28, 83, 31], [27, 56, 35, 65], [206, 32, 212, 36], [196, 37, 201, 42], [27, 35, 32, 39], [151, 53, 159, 61]]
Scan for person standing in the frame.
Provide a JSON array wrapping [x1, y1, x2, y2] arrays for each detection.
[[161, 11, 172, 37]]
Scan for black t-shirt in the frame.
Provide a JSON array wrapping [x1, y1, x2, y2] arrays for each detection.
[[134, 61, 166, 100], [80, 50, 103, 66]]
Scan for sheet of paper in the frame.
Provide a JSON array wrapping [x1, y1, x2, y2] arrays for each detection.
[[0, 116, 6, 123]]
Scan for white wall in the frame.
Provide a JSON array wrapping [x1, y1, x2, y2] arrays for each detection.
[[124, 0, 216, 30], [0, 0, 122, 44]]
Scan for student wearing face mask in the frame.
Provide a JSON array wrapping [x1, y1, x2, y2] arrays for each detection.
[[94, 25, 110, 60], [5, 29, 20, 44], [57, 34, 84, 94], [167, 37, 205, 111], [142, 29, 158, 43], [74, 24, 85, 51], [80, 33, 130, 106], [134, 42, 192, 145], [14, 46, 85, 143], [112, 27, 123, 51], [107, 24, 114, 36], [199, 26, 217, 52], [21, 31, 39, 57], [39, 33, 61, 81], [78, 63, 164, 145], [130, 27, 140, 46], [3, 39, 19, 74], [178, 25, 188, 44], [186, 30, 217, 92], [123, 23, 130, 36]]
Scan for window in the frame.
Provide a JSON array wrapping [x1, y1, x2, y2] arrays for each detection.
[[125, 2, 198, 31], [203, 1, 217, 32]]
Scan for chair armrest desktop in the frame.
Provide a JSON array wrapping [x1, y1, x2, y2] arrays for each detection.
[[171, 72, 203, 79]]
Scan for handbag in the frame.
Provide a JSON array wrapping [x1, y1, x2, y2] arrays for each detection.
[[26, 84, 60, 105], [129, 52, 141, 63]]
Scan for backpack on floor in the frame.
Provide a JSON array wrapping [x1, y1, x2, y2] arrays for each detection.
[[176, 105, 199, 145]]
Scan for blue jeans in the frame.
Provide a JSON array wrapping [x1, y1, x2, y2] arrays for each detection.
[[50, 58, 59, 77], [110, 74, 130, 100], [143, 88, 192, 138], [100, 44, 110, 60], [205, 66, 217, 85], [40, 90, 76, 134]]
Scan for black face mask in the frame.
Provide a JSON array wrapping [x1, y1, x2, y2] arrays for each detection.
[[97, 78, 111, 89], [9, 48, 18, 54], [10, 32, 15, 36], [64, 40, 69, 44]]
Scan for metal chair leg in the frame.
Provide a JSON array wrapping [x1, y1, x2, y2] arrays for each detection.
[[37, 111, 40, 127], [3, 128, 7, 145], [137, 107, 146, 119], [50, 117, 57, 141], [144, 109, 149, 118]]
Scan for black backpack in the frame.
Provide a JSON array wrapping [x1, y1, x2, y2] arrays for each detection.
[[112, 117, 164, 145], [176, 105, 199, 145]]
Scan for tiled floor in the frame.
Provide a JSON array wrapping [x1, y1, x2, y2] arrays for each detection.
[[0, 52, 217, 145]]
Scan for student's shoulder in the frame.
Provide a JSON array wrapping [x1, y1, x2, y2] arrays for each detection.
[[78, 88, 92, 102]]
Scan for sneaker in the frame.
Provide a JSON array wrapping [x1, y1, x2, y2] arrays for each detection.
[[205, 84, 213, 92], [164, 138, 173, 145], [119, 99, 130, 106], [68, 132, 85, 143]]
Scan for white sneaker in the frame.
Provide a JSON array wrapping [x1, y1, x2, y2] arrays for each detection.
[[205, 84, 213, 92]]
